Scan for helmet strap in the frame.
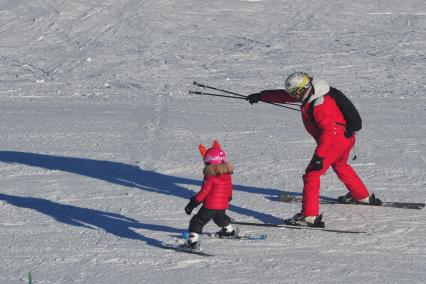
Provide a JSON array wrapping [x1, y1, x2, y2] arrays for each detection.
[[300, 85, 313, 105]]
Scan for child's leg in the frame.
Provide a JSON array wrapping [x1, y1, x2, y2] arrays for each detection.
[[212, 210, 231, 228], [213, 210, 238, 236], [188, 207, 215, 237]]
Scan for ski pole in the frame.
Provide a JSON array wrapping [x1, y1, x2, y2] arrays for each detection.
[[193, 81, 245, 98], [189, 91, 300, 111], [193, 81, 301, 111], [194, 81, 301, 104], [189, 90, 247, 100]]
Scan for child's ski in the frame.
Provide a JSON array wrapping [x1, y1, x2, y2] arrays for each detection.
[[278, 194, 425, 210], [176, 232, 267, 241], [161, 241, 214, 257], [207, 232, 267, 240]]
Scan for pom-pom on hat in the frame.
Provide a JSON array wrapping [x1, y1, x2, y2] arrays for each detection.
[[198, 139, 227, 165]]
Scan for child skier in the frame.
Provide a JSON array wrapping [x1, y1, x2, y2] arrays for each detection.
[[183, 139, 238, 250]]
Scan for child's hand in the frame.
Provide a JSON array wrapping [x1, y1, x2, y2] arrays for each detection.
[[184, 203, 195, 215], [184, 196, 200, 215]]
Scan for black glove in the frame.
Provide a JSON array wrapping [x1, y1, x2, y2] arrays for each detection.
[[310, 154, 324, 171], [246, 93, 261, 105], [184, 196, 200, 215], [344, 130, 354, 138]]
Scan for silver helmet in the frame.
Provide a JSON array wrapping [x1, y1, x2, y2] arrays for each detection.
[[285, 72, 312, 98]]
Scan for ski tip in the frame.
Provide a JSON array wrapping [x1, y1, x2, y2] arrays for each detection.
[[412, 203, 426, 209]]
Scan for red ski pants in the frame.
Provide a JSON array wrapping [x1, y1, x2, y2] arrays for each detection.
[[302, 136, 369, 216]]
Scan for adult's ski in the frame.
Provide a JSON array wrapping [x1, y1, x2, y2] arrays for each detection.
[[278, 194, 425, 210], [232, 221, 366, 234]]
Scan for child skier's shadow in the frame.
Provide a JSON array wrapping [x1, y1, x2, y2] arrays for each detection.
[[0, 193, 183, 248], [0, 151, 286, 224]]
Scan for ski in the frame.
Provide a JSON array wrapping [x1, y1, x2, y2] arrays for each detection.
[[206, 232, 267, 240], [161, 241, 214, 257], [278, 194, 425, 210], [232, 221, 366, 234], [174, 232, 267, 241]]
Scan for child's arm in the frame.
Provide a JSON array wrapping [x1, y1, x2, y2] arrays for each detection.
[[195, 176, 214, 203], [228, 176, 233, 201], [184, 176, 214, 215]]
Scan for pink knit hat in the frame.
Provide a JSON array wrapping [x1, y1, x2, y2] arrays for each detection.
[[198, 139, 228, 165]]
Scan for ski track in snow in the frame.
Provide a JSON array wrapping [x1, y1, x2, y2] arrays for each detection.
[[0, 0, 426, 283]]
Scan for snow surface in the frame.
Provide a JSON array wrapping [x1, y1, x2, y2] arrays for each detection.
[[0, 0, 425, 283]]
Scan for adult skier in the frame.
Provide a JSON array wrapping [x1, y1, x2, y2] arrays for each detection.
[[183, 139, 238, 250], [246, 72, 381, 227]]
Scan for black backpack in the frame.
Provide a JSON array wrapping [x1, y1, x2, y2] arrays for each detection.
[[312, 87, 362, 136]]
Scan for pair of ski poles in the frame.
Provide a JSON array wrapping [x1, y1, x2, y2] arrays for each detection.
[[189, 82, 301, 112]]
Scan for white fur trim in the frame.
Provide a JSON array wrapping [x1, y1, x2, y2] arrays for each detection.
[[308, 79, 330, 103]]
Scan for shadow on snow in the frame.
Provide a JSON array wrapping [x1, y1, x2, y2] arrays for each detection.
[[0, 151, 297, 240], [0, 193, 182, 248]]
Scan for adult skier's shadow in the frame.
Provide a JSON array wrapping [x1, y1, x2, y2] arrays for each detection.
[[0, 193, 182, 248], [0, 151, 286, 223]]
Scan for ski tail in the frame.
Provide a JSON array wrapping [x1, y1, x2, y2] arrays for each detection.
[[161, 241, 214, 256]]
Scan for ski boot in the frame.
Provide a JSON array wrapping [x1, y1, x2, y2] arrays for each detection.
[[368, 193, 383, 206], [183, 240, 201, 251], [183, 232, 201, 251], [215, 225, 239, 238], [338, 193, 382, 206], [285, 213, 325, 228]]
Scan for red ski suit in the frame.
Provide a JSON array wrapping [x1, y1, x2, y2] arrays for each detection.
[[195, 165, 233, 210], [259, 79, 369, 216]]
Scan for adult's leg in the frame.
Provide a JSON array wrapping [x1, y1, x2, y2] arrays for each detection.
[[332, 144, 369, 200], [302, 161, 330, 216]]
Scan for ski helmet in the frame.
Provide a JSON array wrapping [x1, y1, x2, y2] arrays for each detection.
[[285, 72, 312, 98]]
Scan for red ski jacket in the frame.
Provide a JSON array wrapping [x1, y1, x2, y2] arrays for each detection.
[[259, 79, 348, 158], [195, 163, 233, 210]]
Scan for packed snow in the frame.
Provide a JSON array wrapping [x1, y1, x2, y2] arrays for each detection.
[[0, 0, 425, 283]]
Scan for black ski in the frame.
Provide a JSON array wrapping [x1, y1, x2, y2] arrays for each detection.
[[278, 194, 425, 210], [206, 232, 267, 240], [232, 221, 366, 234], [171, 232, 267, 241], [161, 241, 214, 257]]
